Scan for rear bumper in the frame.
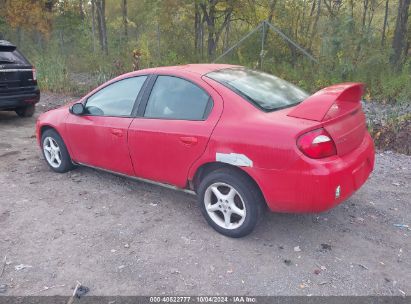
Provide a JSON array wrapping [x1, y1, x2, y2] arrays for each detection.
[[0, 89, 40, 110], [252, 132, 375, 213]]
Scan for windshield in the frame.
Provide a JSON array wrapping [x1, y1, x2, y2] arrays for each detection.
[[206, 67, 309, 111]]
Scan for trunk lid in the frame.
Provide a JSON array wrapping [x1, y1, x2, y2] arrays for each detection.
[[288, 83, 366, 156], [0, 66, 33, 86]]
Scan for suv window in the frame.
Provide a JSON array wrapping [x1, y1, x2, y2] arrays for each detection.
[[0, 50, 30, 65], [85, 76, 147, 117], [144, 76, 211, 120]]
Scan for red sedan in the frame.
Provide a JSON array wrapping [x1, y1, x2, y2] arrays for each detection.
[[36, 64, 375, 237]]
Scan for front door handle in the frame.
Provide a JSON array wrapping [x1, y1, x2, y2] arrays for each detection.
[[111, 129, 123, 137], [179, 136, 198, 146]]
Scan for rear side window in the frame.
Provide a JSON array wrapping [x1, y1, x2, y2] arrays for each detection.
[[0, 49, 30, 65], [144, 76, 212, 120], [85, 76, 147, 117], [206, 68, 308, 112]]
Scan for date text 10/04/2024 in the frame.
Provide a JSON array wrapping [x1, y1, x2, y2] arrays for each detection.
[[149, 296, 257, 303]]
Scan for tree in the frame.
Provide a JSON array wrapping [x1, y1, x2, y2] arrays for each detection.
[[96, 0, 108, 55], [91, 0, 97, 51], [391, 0, 410, 68], [2, 0, 55, 37], [122, 0, 128, 40], [194, 1, 202, 54], [79, 0, 85, 20], [199, 0, 234, 58], [381, 0, 389, 46]]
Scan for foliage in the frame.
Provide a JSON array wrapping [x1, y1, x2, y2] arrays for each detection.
[[2, 0, 53, 36]]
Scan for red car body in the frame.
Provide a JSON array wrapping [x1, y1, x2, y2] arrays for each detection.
[[36, 64, 374, 213]]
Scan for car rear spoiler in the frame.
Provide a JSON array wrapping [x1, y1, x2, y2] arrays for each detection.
[[287, 83, 365, 122]]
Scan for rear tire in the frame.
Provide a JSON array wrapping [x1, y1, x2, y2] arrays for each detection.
[[41, 129, 74, 173], [15, 105, 35, 117], [197, 168, 265, 238]]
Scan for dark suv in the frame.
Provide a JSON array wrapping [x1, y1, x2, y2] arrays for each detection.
[[0, 40, 40, 117]]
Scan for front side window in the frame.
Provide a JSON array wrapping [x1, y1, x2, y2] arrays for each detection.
[[206, 68, 308, 111], [144, 76, 212, 120], [85, 76, 147, 116]]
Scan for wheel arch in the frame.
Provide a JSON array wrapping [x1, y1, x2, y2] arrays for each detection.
[[40, 124, 58, 137], [39, 124, 65, 145], [190, 161, 267, 205], [39, 124, 73, 160]]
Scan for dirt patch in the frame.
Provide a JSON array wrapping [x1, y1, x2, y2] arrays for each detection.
[[370, 114, 411, 155], [363, 101, 411, 155]]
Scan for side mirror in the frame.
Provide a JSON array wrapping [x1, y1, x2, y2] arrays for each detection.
[[70, 103, 85, 115]]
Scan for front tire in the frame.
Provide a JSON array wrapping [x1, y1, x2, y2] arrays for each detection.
[[198, 168, 265, 238], [41, 129, 74, 173], [15, 105, 35, 117]]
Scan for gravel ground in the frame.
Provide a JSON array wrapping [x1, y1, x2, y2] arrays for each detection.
[[363, 101, 410, 125], [0, 93, 410, 296]]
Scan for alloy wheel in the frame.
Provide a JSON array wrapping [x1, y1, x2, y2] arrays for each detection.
[[204, 182, 246, 230], [43, 137, 62, 168]]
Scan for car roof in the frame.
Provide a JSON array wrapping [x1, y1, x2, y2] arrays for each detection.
[[135, 64, 239, 76]]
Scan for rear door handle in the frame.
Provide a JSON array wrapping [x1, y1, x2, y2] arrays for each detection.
[[111, 129, 123, 137], [179, 136, 198, 146]]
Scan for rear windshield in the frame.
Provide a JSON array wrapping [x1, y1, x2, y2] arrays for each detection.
[[206, 68, 309, 111], [0, 49, 30, 65]]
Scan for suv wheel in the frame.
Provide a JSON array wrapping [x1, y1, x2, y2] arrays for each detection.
[[41, 129, 74, 173], [15, 105, 35, 117], [198, 168, 265, 238]]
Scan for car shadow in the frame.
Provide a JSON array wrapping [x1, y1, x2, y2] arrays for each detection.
[[73, 164, 343, 244]]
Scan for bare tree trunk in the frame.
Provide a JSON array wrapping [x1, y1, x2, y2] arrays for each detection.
[[347, 0, 355, 33], [263, 0, 277, 42], [204, 2, 217, 58], [305, 0, 316, 37], [200, 0, 233, 59], [309, 0, 316, 17], [122, 0, 128, 41], [391, 0, 410, 68], [222, 19, 230, 52], [356, 0, 370, 60], [406, 15, 411, 58], [200, 14, 205, 59], [309, 0, 321, 50], [101, 0, 108, 55], [79, 0, 85, 20], [350, 0, 355, 21], [96, 0, 104, 53], [381, 0, 389, 46], [361, 0, 369, 34], [195, 1, 201, 54], [91, 0, 97, 52], [366, 1, 377, 33], [96, 0, 108, 55]]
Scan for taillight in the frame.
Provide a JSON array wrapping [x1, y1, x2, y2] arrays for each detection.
[[297, 128, 337, 159], [32, 68, 37, 81]]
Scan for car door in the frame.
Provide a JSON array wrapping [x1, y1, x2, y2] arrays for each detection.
[[128, 74, 223, 188], [65, 76, 148, 175]]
